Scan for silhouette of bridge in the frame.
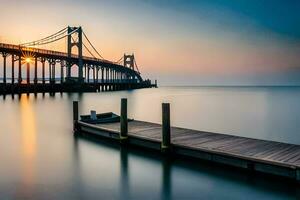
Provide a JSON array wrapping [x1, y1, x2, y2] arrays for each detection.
[[0, 26, 156, 94]]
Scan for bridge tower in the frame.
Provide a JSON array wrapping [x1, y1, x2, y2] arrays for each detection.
[[66, 26, 83, 83], [124, 54, 135, 70]]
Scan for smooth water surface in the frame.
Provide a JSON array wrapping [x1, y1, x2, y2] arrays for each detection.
[[0, 86, 299, 199]]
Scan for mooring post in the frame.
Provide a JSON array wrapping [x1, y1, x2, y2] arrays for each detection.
[[120, 98, 128, 140], [73, 101, 79, 132], [162, 103, 171, 152]]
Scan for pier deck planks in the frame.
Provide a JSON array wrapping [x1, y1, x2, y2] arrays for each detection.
[[78, 119, 300, 180], [91, 120, 300, 168]]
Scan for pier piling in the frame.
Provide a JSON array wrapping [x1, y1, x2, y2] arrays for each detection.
[[120, 98, 128, 140], [73, 101, 79, 132], [162, 103, 171, 152]]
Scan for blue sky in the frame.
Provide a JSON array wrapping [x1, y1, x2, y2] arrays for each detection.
[[0, 0, 300, 85]]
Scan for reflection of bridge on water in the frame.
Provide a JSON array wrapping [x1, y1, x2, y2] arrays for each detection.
[[0, 26, 156, 94]]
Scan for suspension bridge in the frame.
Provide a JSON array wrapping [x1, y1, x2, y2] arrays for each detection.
[[0, 26, 156, 94]]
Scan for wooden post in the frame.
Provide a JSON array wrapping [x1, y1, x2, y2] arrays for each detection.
[[162, 103, 171, 151], [73, 101, 79, 132], [120, 98, 128, 140]]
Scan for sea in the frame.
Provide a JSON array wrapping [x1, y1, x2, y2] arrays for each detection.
[[0, 86, 299, 199]]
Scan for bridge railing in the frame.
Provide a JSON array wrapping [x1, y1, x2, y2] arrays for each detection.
[[0, 43, 141, 74]]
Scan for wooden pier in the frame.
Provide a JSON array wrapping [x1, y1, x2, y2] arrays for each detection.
[[74, 100, 300, 182]]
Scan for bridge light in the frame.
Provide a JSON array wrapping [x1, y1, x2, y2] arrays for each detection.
[[25, 57, 31, 63]]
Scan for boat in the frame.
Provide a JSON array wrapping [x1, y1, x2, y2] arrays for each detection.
[[80, 112, 121, 124]]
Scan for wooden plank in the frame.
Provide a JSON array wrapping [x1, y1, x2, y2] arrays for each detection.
[[87, 120, 300, 171]]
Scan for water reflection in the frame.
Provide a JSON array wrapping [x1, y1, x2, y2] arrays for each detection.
[[18, 95, 37, 197], [161, 158, 171, 200], [1, 87, 300, 199], [75, 133, 299, 200], [120, 146, 130, 199]]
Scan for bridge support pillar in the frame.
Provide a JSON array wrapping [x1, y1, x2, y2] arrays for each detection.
[[18, 55, 22, 84], [52, 62, 56, 84], [67, 26, 83, 83], [2, 53, 7, 84], [96, 67, 99, 83], [11, 55, 15, 85], [106, 68, 108, 83], [61, 61, 64, 83], [87, 67, 90, 83], [123, 54, 135, 70], [42, 59, 45, 84], [101, 67, 104, 83], [84, 65, 87, 82], [93, 66, 96, 83], [48, 60, 51, 84], [26, 62, 30, 85], [34, 57, 38, 84]]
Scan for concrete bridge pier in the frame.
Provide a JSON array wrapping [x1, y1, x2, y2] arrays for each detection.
[[2, 53, 7, 84], [18, 55, 22, 84], [11, 55, 15, 85]]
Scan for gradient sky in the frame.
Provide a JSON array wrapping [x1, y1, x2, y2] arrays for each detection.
[[0, 0, 300, 85]]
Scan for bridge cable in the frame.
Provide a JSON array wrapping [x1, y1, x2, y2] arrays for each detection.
[[19, 27, 80, 47], [115, 56, 123, 65], [19, 27, 68, 46], [82, 31, 104, 59], [134, 59, 140, 73]]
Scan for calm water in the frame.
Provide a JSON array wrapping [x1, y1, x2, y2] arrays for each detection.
[[0, 86, 299, 199]]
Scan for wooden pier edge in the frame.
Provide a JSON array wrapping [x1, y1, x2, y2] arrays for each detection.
[[73, 100, 300, 182], [76, 120, 300, 182]]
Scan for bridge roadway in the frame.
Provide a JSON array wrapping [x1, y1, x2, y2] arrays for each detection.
[[0, 43, 143, 81]]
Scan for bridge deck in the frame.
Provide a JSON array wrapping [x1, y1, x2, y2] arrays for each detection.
[[78, 120, 300, 181]]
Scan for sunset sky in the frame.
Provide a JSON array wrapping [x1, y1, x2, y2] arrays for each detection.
[[0, 0, 300, 85]]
